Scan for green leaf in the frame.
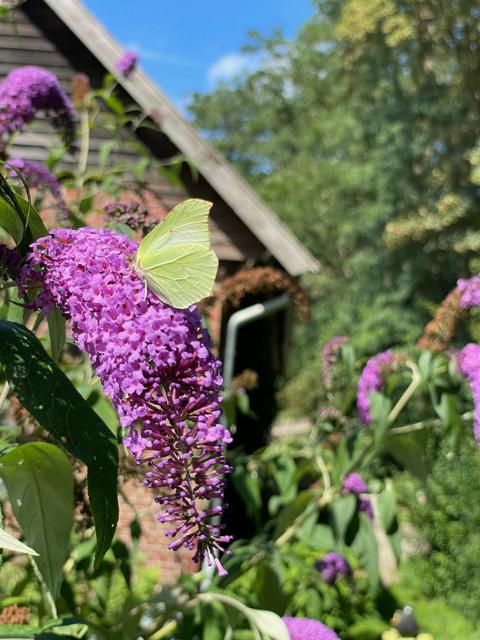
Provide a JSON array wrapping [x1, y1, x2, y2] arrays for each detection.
[[247, 609, 290, 640], [47, 308, 66, 363], [0, 524, 39, 556], [273, 489, 316, 539], [0, 442, 74, 598], [0, 197, 23, 244], [231, 465, 262, 528], [351, 513, 379, 588], [0, 321, 119, 567], [298, 523, 335, 550], [369, 392, 392, 443], [98, 140, 116, 169], [384, 427, 431, 481], [255, 561, 288, 615], [377, 480, 396, 532], [329, 494, 356, 542]]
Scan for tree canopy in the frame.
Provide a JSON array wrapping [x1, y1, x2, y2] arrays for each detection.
[[189, 0, 480, 410]]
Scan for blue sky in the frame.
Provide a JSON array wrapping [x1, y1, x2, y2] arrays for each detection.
[[83, 1, 314, 109]]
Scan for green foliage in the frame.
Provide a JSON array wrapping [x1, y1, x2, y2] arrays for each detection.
[[397, 437, 480, 621], [0, 321, 118, 568]]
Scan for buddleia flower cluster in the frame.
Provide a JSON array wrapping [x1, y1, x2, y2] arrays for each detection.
[[0, 243, 22, 282], [357, 349, 394, 424], [342, 473, 373, 519], [0, 66, 76, 149], [116, 51, 139, 79], [282, 617, 340, 640], [322, 336, 348, 390], [315, 551, 351, 584], [105, 201, 153, 234], [6, 158, 68, 221], [458, 344, 480, 442], [21, 227, 232, 571], [457, 275, 480, 309]]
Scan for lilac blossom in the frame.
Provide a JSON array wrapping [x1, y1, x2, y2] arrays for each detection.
[[283, 617, 340, 640], [457, 276, 480, 309], [116, 51, 139, 78], [0, 66, 75, 148], [458, 343, 480, 442], [357, 349, 394, 424], [6, 158, 68, 221], [322, 336, 348, 389], [315, 551, 351, 584], [22, 227, 232, 570]]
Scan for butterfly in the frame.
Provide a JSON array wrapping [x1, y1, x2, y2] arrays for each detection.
[[135, 198, 218, 309]]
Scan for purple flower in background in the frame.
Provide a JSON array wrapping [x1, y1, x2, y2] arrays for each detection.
[[458, 343, 480, 441], [359, 496, 374, 520], [0, 243, 22, 281], [0, 66, 75, 148], [23, 227, 232, 570], [315, 551, 351, 584], [116, 51, 139, 78], [105, 201, 152, 233], [342, 473, 373, 520], [342, 472, 368, 495], [357, 349, 394, 424], [283, 617, 340, 640], [6, 158, 68, 221], [322, 336, 348, 389], [457, 276, 480, 309]]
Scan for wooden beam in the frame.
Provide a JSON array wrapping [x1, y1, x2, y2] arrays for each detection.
[[42, 0, 320, 275]]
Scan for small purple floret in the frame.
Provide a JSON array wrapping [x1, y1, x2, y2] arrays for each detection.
[[315, 551, 351, 584], [23, 227, 232, 568], [116, 51, 139, 78], [458, 343, 480, 442], [0, 66, 75, 148], [357, 349, 394, 424], [283, 617, 340, 640], [342, 472, 368, 495], [359, 496, 374, 520]]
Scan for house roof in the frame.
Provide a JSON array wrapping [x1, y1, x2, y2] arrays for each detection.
[[39, 0, 319, 276]]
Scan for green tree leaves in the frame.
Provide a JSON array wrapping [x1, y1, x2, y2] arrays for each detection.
[[0, 321, 118, 568], [0, 443, 74, 598]]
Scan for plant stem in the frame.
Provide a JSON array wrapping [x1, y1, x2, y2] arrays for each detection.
[[29, 557, 57, 620], [388, 362, 422, 424]]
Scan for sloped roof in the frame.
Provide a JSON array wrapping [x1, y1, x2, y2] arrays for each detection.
[[38, 0, 319, 276]]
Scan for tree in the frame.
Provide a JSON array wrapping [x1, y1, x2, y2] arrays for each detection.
[[189, 0, 480, 411]]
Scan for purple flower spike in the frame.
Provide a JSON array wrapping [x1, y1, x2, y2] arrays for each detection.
[[116, 51, 139, 78], [359, 496, 374, 520], [23, 227, 232, 569], [342, 472, 368, 495], [322, 336, 348, 389], [0, 66, 75, 148], [357, 349, 394, 424], [458, 343, 480, 442], [283, 617, 340, 640], [6, 158, 68, 221], [458, 276, 480, 309], [315, 551, 351, 584]]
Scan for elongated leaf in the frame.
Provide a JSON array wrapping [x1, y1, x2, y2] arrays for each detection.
[[248, 610, 290, 640], [47, 307, 66, 362], [0, 443, 73, 597], [0, 321, 118, 567], [0, 524, 39, 556], [329, 494, 356, 542], [0, 197, 23, 244]]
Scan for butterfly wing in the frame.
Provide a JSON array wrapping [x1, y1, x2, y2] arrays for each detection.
[[137, 199, 213, 262], [140, 243, 218, 309]]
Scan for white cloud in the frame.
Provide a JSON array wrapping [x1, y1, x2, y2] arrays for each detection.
[[207, 52, 257, 85], [123, 42, 198, 68]]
